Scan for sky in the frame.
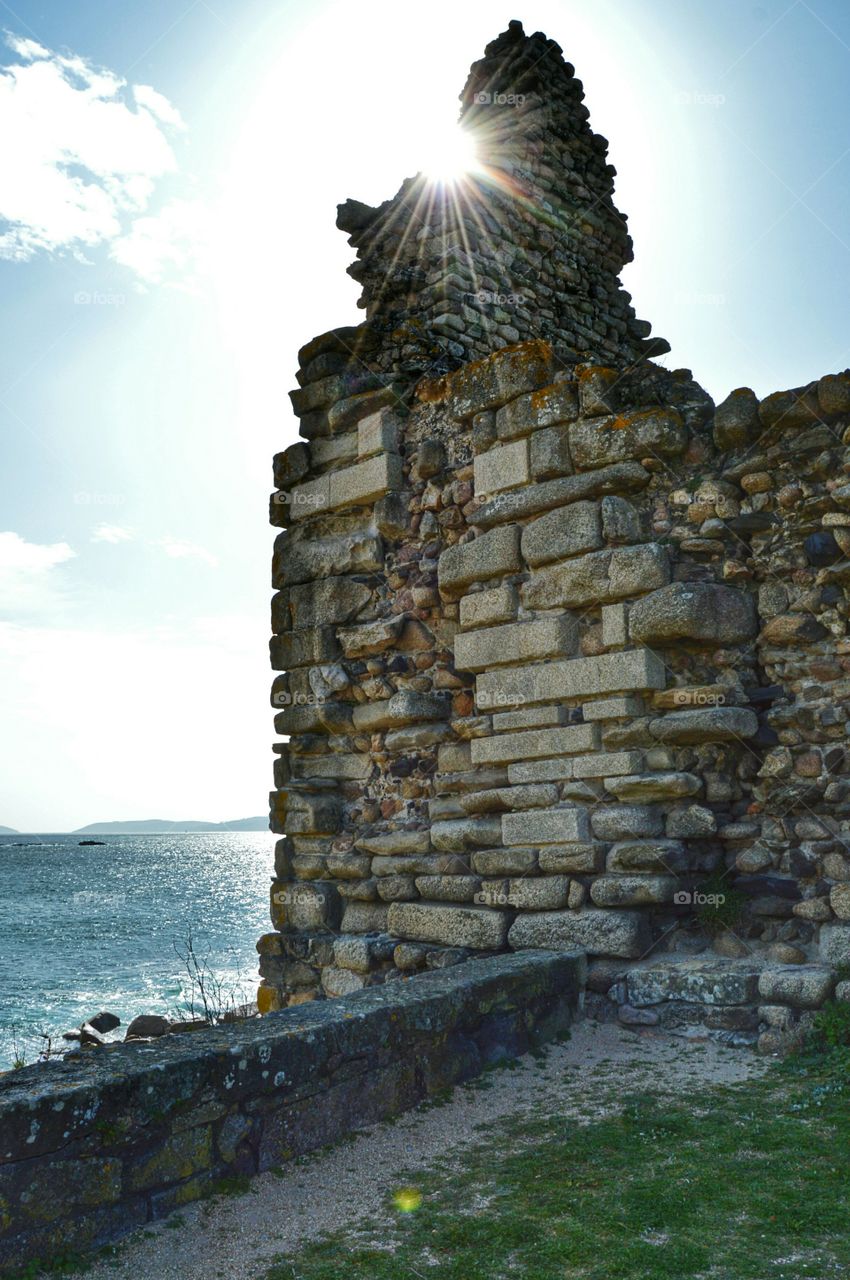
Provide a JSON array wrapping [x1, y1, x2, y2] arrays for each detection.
[[0, 0, 848, 831]]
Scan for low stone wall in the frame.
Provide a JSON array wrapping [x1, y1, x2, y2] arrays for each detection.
[[0, 950, 583, 1274]]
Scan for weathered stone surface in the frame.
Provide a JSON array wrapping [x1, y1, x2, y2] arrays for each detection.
[[358, 408, 399, 457], [461, 783, 558, 813], [506, 876, 570, 910], [471, 847, 538, 876], [521, 501, 602, 566], [337, 616, 404, 658], [340, 901, 390, 932], [272, 531, 383, 588], [627, 963, 760, 1007], [438, 525, 522, 598], [352, 692, 450, 731], [713, 387, 760, 452], [459, 584, 518, 630], [601, 495, 640, 544], [492, 705, 567, 733], [288, 577, 372, 628], [601, 602, 628, 647], [471, 724, 596, 766], [529, 425, 573, 480], [476, 649, 666, 711], [604, 773, 702, 801], [387, 902, 509, 948], [455, 615, 577, 673], [629, 583, 757, 646], [270, 627, 339, 670], [502, 807, 590, 845], [509, 908, 651, 958], [606, 840, 688, 873], [473, 462, 650, 528], [356, 830, 431, 856], [666, 805, 717, 837], [758, 966, 835, 1009], [569, 408, 685, 469], [591, 805, 663, 841], [474, 438, 529, 495], [583, 695, 642, 721], [648, 707, 759, 744], [571, 750, 643, 779], [288, 452, 403, 519], [494, 381, 579, 440], [590, 875, 678, 906], [445, 340, 555, 418], [820, 925, 850, 966], [538, 844, 604, 873], [522, 544, 669, 611], [430, 817, 503, 851]]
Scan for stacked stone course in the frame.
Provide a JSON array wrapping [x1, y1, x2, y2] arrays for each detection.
[[263, 20, 850, 1053]]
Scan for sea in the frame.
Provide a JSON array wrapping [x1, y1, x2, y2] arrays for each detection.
[[0, 831, 275, 1071]]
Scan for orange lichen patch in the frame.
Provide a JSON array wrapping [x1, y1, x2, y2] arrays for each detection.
[[257, 984, 283, 1015], [576, 364, 617, 384], [415, 374, 450, 403], [449, 338, 554, 390], [529, 382, 573, 411], [605, 409, 664, 432]]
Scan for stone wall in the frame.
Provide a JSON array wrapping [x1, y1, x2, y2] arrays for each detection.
[[0, 951, 583, 1273], [265, 22, 850, 1052]]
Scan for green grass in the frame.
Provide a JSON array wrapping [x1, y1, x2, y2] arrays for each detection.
[[263, 1052, 850, 1280]]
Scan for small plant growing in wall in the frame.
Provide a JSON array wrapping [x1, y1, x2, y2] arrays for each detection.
[[693, 875, 747, 936]]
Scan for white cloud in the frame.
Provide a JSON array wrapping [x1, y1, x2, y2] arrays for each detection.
[[0, 531, 76, 610], [133, 84, 185, 130], [155, 537, 218, 567], [111, 197, 208, 286], [91, 523, 133, 544], [0, 33, 198, 282]]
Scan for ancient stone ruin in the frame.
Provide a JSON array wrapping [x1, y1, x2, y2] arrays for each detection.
[[263, 20, 850, 1052]]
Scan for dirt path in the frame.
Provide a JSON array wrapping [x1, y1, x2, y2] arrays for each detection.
[[80, 1022, 767, 1280]]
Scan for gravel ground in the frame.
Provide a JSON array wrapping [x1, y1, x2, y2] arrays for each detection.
[[80, 1021, 767, 1280]]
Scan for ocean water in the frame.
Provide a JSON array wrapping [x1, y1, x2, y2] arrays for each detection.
[[0, 831, 274, 1070]]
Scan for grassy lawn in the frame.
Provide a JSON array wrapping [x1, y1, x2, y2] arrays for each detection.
[[264, 1044, 850, 1280]]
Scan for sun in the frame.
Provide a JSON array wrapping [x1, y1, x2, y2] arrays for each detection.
[[419, 123, 479, 186]]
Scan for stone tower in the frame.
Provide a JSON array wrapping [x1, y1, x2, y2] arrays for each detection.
[[262, 21, 850, 1052], [336, 20, 666, 381]]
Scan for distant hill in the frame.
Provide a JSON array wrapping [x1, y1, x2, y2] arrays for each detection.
[[72, 817, 269, 834], [0, 825, 18, 835]]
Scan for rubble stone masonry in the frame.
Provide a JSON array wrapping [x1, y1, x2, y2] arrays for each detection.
[[264, 20, 850, 1054]]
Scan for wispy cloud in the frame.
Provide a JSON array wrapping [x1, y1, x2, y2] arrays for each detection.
[[111, 196, 208, 287], [155, 537, 218, 567], [0, 33, 203, 283], [0, 530, 76, 610], [91, 523, 133, 544]]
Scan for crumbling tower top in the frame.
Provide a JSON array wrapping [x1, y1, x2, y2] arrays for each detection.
[[337, 20, 668, 377]]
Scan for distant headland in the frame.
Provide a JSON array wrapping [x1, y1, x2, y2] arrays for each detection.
[[73, 817, 269, 834], [0, 818, 268, 835]]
